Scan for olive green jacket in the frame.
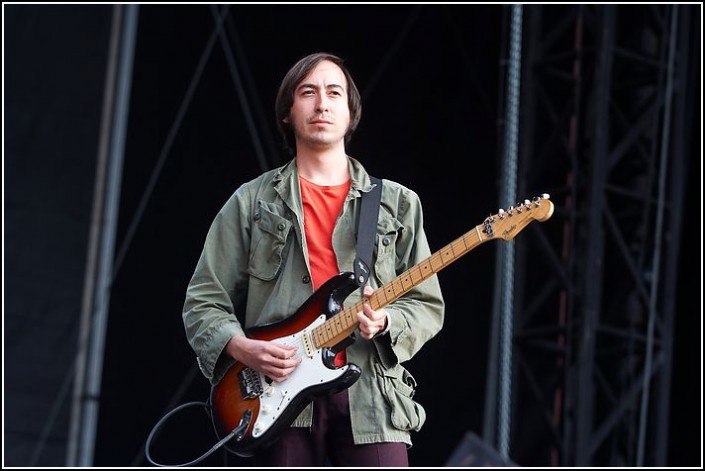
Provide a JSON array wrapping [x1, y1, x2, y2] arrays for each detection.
[[183, 156, 445, 446]]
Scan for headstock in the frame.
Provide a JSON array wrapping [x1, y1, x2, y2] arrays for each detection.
[[482, 194, 554, 241]]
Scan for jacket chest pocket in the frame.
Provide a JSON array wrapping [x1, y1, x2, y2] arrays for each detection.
[[373, 217, 403, 284], [248, 203, 292, 281]]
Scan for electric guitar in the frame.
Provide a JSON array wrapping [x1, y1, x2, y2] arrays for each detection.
[[210, 194, 555, 456]]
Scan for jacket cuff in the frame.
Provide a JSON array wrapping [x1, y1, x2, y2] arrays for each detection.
[[372, 310, 399, 368]]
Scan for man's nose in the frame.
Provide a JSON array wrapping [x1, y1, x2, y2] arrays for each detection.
[[316, 95, 330, 112]]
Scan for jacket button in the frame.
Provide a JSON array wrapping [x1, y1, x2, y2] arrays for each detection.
[[383, 237, 391, 246], [254, 211, 261, 221], [277, 222, 286, 231], [302, 275, 311, 284]]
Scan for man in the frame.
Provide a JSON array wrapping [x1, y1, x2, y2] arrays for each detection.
[[183, 52, 444, 466]]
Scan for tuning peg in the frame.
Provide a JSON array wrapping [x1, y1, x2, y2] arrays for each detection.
[[498, 208, 506, 219], [541, 193, 550, 199], [483, 217, 495, 236]]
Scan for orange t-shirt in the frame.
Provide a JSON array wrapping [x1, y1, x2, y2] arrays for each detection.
[[299, 176, 351, 290], [299, 176, 351, 365]]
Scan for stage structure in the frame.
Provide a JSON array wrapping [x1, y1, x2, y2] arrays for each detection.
[[484, 4, 696, 467]]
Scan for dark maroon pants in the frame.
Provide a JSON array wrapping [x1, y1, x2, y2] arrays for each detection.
[[252, 389, 408, 467]]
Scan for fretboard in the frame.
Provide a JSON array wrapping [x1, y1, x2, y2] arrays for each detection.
[[311, 224, 488, 349]]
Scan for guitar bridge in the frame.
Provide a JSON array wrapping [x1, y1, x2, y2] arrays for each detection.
[[238, 367, 263, 399]]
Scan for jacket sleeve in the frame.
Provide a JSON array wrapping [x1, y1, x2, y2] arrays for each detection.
[[373, 186, 445, 368], [182, 188, 251, 385]]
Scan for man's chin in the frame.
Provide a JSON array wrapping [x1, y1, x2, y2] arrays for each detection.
[[302, 134, 342, 148]]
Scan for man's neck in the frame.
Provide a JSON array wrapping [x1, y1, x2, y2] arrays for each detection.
[[296, 147, 349, 186]]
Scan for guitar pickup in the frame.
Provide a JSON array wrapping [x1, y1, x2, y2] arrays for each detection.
[[302, 328, 315, 358]]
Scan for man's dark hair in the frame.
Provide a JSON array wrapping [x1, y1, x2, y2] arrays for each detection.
[[275, 52, 362, 154]]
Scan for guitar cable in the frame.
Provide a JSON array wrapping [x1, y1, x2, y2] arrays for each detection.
[[144, 400, 246, 467]]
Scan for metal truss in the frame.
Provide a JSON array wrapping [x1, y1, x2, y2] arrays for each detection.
[[492, 4, 697, 466]]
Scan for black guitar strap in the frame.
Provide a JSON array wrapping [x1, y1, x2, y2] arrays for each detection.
[[354, 176, 382, 287]]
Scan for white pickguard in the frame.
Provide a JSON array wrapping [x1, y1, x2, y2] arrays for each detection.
[[250, 314, 349, 438]]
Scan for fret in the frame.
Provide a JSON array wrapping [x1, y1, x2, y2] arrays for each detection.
[[451, 239, 465, 257], [430, 254, 443, 271], [419, 261, 432, 277], [373, 294, 384, 310], [332, 318, 342, 336], [398, 274, 407, 291], [462, 233, 472, 250], [315, 325, 325, 344], [448, 240, 457, 256], [381, 286, 392, 302], [331, 318, 341, 336], [388, 283, 398, 297], [440, 247, 452, 264], [392, 279, 403, 296], [409, 265, 423, 284], [342, 312, 358, 330], [323, 323, 334, 340]]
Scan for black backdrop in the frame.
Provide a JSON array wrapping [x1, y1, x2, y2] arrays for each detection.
[[102, 5, 503, 466], [4, 4, 701, 467]]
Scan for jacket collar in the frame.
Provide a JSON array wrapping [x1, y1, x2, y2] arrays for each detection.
[[273, 156, 376, 201]]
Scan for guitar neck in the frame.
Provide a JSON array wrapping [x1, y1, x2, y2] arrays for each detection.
[[312, 223, 489, 349]]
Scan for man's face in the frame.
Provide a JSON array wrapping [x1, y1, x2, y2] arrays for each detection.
[[287, 60, 351, 150]]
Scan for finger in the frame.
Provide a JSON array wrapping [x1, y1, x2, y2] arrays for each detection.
[[268, 372, 288, 383], [279, 356, 301, 368], [271, 344, 298, 359], [267, 363, 297, 381], [363, 303, 384, 323], [281, 343, 298, 353], [356, 313, 374, 339], [363, 285, 374, 298]]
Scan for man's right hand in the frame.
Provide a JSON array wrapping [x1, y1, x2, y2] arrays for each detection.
[[225, 335, 301, 382]]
